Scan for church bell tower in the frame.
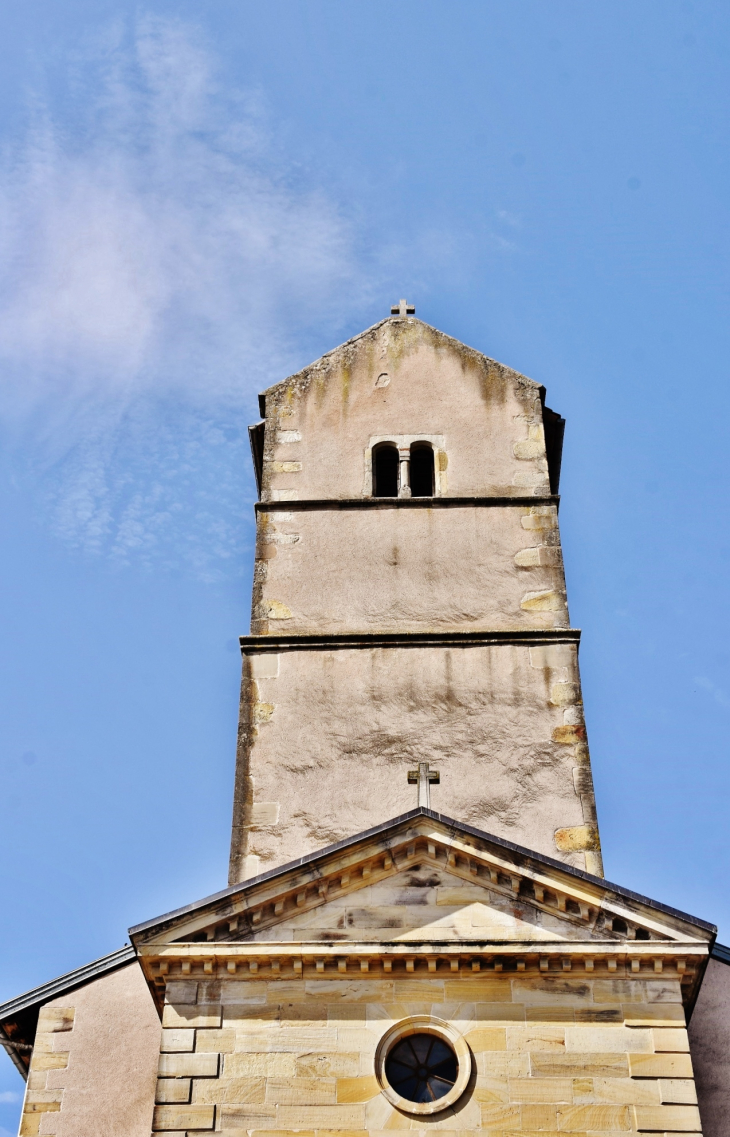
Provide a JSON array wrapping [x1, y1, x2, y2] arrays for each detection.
[[229, 306, 602, 882]]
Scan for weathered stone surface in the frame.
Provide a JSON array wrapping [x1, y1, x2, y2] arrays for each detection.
[[229, 315, 602, 883], [232, 643, 592, 878]]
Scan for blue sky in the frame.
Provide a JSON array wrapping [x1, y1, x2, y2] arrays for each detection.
[[1, 0, 729, 1125]]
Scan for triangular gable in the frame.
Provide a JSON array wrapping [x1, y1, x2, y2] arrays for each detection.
[[131, 810, 713, 951], [256, 316, 541, 420]]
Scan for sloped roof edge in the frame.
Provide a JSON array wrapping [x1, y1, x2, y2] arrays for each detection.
[[257, 316, 541, 413], [0, 945, 136, 1022], [129, 808, 717, 940]]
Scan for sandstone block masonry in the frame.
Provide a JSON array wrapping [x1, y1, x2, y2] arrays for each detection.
[[150, 967, 702, 1135], [230, 316, 601, 883]]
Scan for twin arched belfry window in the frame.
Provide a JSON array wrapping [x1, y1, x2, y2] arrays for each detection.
[[373, 442, 435, 498]]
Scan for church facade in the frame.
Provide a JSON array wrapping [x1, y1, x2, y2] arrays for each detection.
[[2, 308, 728, 1135]]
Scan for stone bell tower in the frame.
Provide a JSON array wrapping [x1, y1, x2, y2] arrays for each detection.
[[229, 305, 601, 883]]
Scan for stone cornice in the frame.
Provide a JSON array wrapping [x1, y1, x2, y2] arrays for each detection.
[[137, 940, 709, 1016], [256, 496, 560, 511], [238, 629, 581, 652]]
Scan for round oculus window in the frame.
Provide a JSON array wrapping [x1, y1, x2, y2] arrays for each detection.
[[375, 1016, 472, 1116], [385, 1033, 457, 1104]]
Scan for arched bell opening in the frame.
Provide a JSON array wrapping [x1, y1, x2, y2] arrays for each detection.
[[373, 443, 399, 497], [410, 442, 435, 497]]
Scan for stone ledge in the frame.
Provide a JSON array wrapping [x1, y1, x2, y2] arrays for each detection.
[[238, 629, 581, 652], [256, 495, 560, 511]]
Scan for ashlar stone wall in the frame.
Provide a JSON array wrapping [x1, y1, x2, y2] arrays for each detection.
[[152, 968, 702, 1135]]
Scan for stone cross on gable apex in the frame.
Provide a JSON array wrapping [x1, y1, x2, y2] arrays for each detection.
[[391, 298, 416, 316], [408, 761, 440, 808]]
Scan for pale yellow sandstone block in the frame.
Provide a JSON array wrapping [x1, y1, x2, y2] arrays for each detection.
[[480, 1051, 530, 1078], [633, 1103, 702, 1131], [363, 1090, 396, 1130], [276, 1105, 366, 1128], [575, 1005, 622, 1023], [554, 824, 599, 852], [236, 1027, 339, 1052], [444, 980, 511, 1002], [506, 1024, 565, 1052], [592, 980, 640, 1004], [525, 1005, 576, 1023], [28, 1032, 53, 1055], [336, 1076, 380, 1103], [194, 1076, 265, 1105], [521, 1103, 558, 1129], [196, 1027, 236, 1052], [660, 1078, 698, 1104], [475, 1001, 525, 1022], [226, 1007, 279, 1028], [508, 1077, 572, 1103], [521, 509, 557, 530], [336, 1028, 380, 1051], [265, 1077, 336, 1105], [473, 1076, 510, 1103], [304, 980, 394, 1001], [592, 1076, 661, 1105], [162, 1003, 221, 1029], [36, 1007, 74, 1033], [219, 1103, 276, 1129], [622, 1002, 685, 1026], [642, 979, 684, 1003], [556, 1102, 631, 1130], [512, 978, 591, 1005], [391, 979, 446, 1000], [514, 546, 542, 566], [652, 1027, 690, 1052], [247, 1132, 315, 1137], [225, 1052, 297, 1077], [152, 1104, 215, 1130], [18, 1114, 42, 1137], [629, 1053, 693, 1078], [531, 1052, 629, 1078], [25, 1092, 63, 1105], [196, 980, 223, 1003], [463, 1027, 507, 1052], [161, 1028, 195, 1052], [281, 1002, 328, 1025], [220, 981, 268, 1004], [479, 1103, 521, 1129], [296, 1053, 360, 1078], [31, 1053, 68, 1070], [564, 1025, 652, 1053], [156, 1079, 191, 1104], [514, 437, 545, 459], [326, 1004, 368, 1024], [164, 981, 198, 1004], [158, 1052, 219, 1078]]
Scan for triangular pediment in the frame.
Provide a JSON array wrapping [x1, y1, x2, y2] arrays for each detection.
[[131, 811, 711, 951]]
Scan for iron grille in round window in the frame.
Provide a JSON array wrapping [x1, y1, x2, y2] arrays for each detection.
[[384, 1033, 458, 1104]]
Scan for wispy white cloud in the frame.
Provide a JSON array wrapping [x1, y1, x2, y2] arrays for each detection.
[[0, 1092, 20, 1103], [694, 676, 730, 710], [0, 15, 365, 574]]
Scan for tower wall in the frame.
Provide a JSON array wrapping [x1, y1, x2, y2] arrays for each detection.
[[230, 317, 601, 882]]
